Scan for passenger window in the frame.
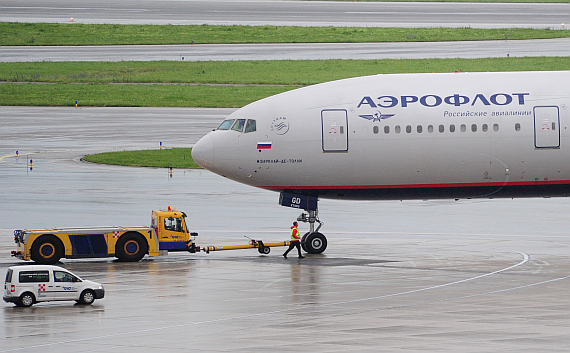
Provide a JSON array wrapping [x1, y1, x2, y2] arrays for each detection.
[[450, 124, 456, 133], [406, 125, 412, 133], [428, 125, 433, 133], [395, 125, 401, 134], [472, 124, 477, 132], [54, 271, 78, 283], [245, 119, 256, 133], [515, 123, 521, 131], [439, 125, 444, 133], [384, 126, 390, 134], [231, 119, 246, 132], [216, 119, 235, 130], [19, 271, 49, 283], [493, 123, 499, 132], [482, 124, 488, 132], [373, 126, 379, 134], [460, 124, 466, 132]]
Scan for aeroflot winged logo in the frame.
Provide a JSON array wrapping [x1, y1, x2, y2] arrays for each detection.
[[358, 110, 395, 122]]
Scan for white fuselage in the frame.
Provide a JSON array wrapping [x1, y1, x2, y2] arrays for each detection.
[[192, 71, 570, 200]]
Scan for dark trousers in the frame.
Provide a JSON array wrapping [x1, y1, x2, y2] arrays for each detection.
[[283, 241, 302, 257]]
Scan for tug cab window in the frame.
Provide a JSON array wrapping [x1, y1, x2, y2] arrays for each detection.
[[245, 119, 257, 133], [217, 119, 235, 130], [231, 119, 246, 132], [165, 217, 185, 233]]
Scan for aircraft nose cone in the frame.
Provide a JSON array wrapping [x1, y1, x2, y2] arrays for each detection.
[[192, 134, 214, 169]]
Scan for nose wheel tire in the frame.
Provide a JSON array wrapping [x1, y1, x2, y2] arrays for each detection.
[[303, 232, 327, 254]]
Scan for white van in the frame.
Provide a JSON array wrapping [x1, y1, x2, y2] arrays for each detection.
[[3, 265, 105, 307]]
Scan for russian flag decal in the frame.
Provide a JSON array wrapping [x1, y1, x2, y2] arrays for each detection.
[[257, 142, 272, 149]]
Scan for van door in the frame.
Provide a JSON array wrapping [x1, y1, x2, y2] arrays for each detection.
[[19, 269, 54, 301], [53, 270, 80, 300]]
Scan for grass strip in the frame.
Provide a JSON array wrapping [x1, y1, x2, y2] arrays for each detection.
[[2, 23, 569, 46], [2, 57, 569, 107], [2, 57, 570, 86], [0, 83, 294, 108], [82, 148, 201, 169]]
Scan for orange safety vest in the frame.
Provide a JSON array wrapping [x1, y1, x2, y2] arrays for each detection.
[[290, 226, 300, 241]]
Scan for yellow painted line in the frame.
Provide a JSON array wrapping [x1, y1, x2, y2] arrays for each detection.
[[0, 154, 15, 163]]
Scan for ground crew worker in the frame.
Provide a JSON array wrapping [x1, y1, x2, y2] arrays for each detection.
[[283, 221, 305, 259]]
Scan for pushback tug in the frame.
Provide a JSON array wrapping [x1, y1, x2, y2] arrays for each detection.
[[12, 207, 291, 264]]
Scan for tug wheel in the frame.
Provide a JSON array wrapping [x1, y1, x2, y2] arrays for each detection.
[[116, 232, 148, 262], [31, 235, 64, 264]]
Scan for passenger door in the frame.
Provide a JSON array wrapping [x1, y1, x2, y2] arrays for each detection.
[[321, 109, 349, 152], [534, 106, 560, 148]]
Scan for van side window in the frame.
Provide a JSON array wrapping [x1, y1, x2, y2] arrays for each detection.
[[5, 269, 13, 283], [54, 271, 79, 283], [245, 119, 256, 133], [19, 271, 49, 283]]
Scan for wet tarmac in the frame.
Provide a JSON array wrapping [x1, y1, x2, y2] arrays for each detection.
[[1, 0, 568, 28], [4, 39, 570, 63], [1, 107, 570, 352]]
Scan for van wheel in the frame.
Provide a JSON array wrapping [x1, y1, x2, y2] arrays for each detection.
[[17, 292, 35, 307], [115, 232, 148, 262], [78, 290, 95, 305], [31, 235, 64, 264]]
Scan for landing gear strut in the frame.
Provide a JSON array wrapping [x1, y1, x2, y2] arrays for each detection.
[[297, 210, 327, 254]]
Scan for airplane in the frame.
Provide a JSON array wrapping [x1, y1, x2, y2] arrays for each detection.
[[191, 71, 570, 254]]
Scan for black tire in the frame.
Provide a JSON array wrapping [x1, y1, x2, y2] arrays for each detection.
[[261, 246, 271, 255], [78, 290, 95, 305], [300, 232, 310, 252], [31, 235, 64, 264], [115, 232, 148, 262], [17, 292, 35, 307], [304, 232, 327, 254]]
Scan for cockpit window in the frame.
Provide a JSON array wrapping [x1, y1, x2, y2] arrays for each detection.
[[245, 119, 256, 133], [217, 119, 235, 130], [231, 119, 246, 132]]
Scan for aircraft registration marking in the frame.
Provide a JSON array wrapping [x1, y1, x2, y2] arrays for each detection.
[[257, 159, 303, 164]]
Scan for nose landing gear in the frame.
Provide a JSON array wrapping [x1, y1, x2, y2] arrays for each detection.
[[297, 210, 327, 254], [280, 192, 328, 254]]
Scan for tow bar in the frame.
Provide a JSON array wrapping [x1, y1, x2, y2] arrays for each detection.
[[193, 236, 290, 255]]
